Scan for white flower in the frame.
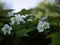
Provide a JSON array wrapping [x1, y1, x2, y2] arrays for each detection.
[[1, 24, 12, 35], [10, 17, 20, 25], [10, 15, 26, 25], [37, 25, 44, 32], [37, 20, 50, 32], [15, 15, 25, 23], [15, 15, 21, 24]]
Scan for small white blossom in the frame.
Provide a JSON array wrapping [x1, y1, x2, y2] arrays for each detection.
[[15, 15, 21, 24], [37, 20, 50, 32], [37, 29, 44, 32], [1, 24, 12, 35], [10, 15, 26, 25], [15, 15, 25, 23]]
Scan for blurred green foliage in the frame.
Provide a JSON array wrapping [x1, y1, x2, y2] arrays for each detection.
[[34, 1, 60, 18], [17, 8, 34, 15], [49, 32, 60, 45]]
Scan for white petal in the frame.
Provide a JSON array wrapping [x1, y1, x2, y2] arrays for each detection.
[[21, 15, 26, 18], [38, 29, 44, 32], [2, 24, 10, 31], [37, 24, 44, 31], [9, 27, 12, 31], [3, 31, 6, 35], [1, 27, 5, 31], [5, 24, 11, 29], [20, 18, 25, 22], [4, 24, 9, 27], [15, 15, 21, 20], [10, 17, 15, 25]]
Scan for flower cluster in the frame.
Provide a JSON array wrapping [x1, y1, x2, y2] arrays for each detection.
[[37, 16, 50, 32], [10, 14, 26, 25], [1, 13, 50, 35], [1, 14, 35, 35]]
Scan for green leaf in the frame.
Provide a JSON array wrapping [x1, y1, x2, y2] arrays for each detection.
[[49, 32, 60, 45], [16, 28, 33, 37]]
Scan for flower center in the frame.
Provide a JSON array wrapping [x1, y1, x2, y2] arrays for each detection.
[[6, 28, 9, 32]]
